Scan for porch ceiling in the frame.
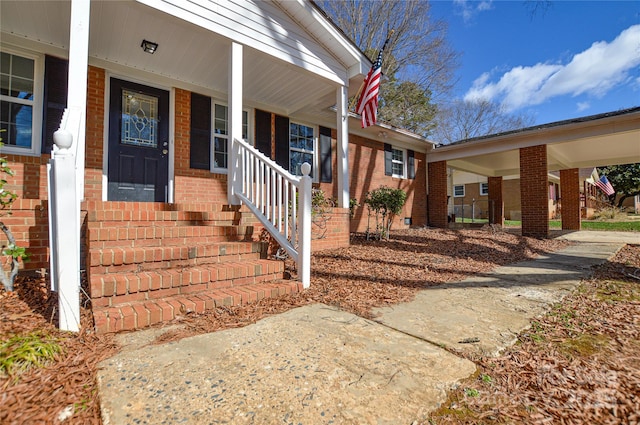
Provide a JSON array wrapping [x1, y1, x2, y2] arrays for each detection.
[[0, 0, 356, 119], [429, 108, 640, 177]]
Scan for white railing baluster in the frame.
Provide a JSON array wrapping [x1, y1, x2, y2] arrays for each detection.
[[232, 138, 311, 288]]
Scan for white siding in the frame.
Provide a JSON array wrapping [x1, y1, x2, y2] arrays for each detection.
[[139, 0, 349, 85]]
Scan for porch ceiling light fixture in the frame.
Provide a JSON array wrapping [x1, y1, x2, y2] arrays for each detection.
[[141, 39, 158, 54]]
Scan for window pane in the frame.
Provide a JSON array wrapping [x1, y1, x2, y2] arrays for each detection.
[[0, 52, 9, 74], [392, 162, 404, 177], [392, 148, 403, 162], [214, 136, 227, 169], [242, 111, 248, 139], [11, 55, 34, 79], [0, 74, 9, 96], [11, 76, 33, 100], [0, 100, 32, 148], [290, 151, 313, 176]]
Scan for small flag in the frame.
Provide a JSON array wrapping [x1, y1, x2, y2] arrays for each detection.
[[355, 38, 390, 128], [585, 168, 599, 185], [595, 175, 615, 196]]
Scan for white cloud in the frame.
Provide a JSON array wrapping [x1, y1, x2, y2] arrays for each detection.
[[454, 0, 494, 23], [463, 24, 640, 112], [576, 102, 590, 112]]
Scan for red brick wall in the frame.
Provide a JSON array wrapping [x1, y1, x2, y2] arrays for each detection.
[[318, 132, 427, 233], [173, 88, 228, 203], [427, 160, 448, 228], [311, 207, 350, 251], [488, 176, 504, 225], [520, 145, 549, 238], [85, 66, 105, 201], [560, 168, 580, 230], [0, 66, 107, 270]]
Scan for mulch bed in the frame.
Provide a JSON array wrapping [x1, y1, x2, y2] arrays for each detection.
[[426, 243, 640, 424], [1, 227, 635, 424]]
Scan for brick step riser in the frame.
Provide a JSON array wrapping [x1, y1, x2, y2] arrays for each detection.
[[91, 272, 285, 308], [92, 280, 304, 333], [87, 219, 240, 228], [89, 252, 266, 275], [87, 226, 251, 243], [83, 201, 239, 213], [89, 241, 267, 265], [88, 235, 251, 249]]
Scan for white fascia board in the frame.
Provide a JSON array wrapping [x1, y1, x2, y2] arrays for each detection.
[[276, 0, 370, 78]]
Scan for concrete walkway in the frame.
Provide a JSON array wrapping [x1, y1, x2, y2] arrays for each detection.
[[97, 231, 638, 425]]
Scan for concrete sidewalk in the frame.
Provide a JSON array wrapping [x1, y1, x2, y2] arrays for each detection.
[[97, 231, 638, 424]]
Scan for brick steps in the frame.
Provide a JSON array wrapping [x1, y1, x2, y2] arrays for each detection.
[[92, 280, 304, 333], [87, 224, 252, 248], [85, 201, 292, 334]]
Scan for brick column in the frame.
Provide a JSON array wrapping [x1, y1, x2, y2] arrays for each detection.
[[487, 176, 504, 226], [519, 145, 549, 238], [560, 168, 581, 230], [428, 160, 448, 228]]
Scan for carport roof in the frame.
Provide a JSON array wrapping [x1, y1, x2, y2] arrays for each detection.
[[428, 107, 640, 177]]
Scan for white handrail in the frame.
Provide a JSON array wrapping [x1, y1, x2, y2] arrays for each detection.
[[233, 138, 311, 288]]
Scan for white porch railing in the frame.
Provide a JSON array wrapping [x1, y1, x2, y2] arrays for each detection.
[[233, 138, 312, 288], [47, 107, 83, 332]]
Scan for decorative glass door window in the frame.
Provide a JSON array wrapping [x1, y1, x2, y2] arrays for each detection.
[[0, 51, 35, 149], [289, 122, 314, 176], [121, 89, 158, 147]]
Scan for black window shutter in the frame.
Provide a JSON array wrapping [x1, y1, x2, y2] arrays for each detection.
[[190, 93, 211, 170], [274, 115, 289, 170], [42, 55, 69, 154], [407, 149, 415, 179], [254, 109, 272, 157], [319, 126, 332, 183], [384, 143, 392, 176]]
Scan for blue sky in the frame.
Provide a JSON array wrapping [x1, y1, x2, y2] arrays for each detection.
[[429, 0, 640, 125]]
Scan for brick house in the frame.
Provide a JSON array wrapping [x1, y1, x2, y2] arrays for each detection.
[[0, 0, 434, 331]]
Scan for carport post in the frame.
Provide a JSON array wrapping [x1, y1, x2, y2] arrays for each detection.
[[519, 145, 549, 238], [560, 169, 581, 230]]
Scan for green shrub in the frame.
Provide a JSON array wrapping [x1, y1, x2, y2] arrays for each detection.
[[364, 186, 407, 240]]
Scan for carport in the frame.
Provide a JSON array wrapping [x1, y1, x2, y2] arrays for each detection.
[[426, 107, 640, 238]]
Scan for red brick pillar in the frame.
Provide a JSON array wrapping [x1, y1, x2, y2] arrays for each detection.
[[560, 168, 581, 230], [488, 176, 504, 226], [519, 145, 549, 238], [428, 160, 448, 228]]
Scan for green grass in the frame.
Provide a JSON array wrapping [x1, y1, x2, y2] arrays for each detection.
[[501, 220, 640, 231], [0, 331, 63, 377]]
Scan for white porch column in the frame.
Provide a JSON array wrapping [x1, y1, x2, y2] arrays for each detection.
[[67, 0, 90, 201], [336, 85, 349, 208], [227, 41, 243, 205]]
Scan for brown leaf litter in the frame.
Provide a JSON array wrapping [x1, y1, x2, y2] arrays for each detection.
[[1, 227, 636, 424]]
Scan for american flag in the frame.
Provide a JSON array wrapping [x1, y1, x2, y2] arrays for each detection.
[[356, 40, 389, 128], [595, 175, 615, 196]]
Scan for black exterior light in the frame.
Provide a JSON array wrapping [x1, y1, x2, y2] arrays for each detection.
[[141, 39, 158, 54]]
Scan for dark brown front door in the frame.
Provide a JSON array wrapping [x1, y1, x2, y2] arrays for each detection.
[[108, 78, 169, 202]]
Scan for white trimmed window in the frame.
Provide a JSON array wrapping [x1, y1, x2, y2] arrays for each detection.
[[289, 122, 315, 177], [454, 184, 465, 197], [391, 147, 406, 178], [212, 103, 249, 172], [480, 182, 489, 196], [0, 48, 43, 156]]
